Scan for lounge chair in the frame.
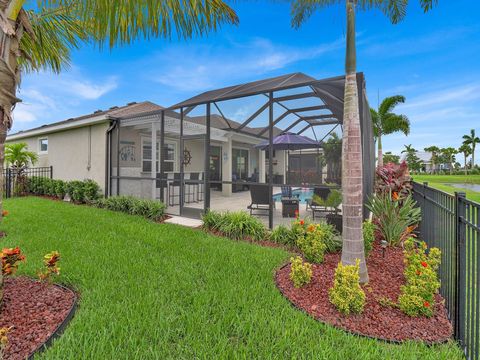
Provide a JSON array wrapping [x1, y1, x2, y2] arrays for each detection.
[[306, 187, 331, 220], [247, 184, 274, 216]]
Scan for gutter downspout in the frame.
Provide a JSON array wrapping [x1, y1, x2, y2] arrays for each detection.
[[105, 117, 119, 197]]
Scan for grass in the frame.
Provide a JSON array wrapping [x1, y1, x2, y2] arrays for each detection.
[[2, 197, 464, 359], [413, 174, 480, 203]]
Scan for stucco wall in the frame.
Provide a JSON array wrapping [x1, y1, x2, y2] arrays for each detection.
[[7, 122, 109, 190]]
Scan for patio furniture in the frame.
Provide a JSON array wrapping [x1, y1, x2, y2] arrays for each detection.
[[232, 173, 248, 193], [168, 173, 181, 206], [282, 197, 299, 218], [306, 187, 331, 220], [247, 184, 274, 216], [185, 172, 200, 202], [156, 173, 168, 201]]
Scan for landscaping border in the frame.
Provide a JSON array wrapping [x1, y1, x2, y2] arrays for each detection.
[[27, 283, 78, 359], [274, 262, 452, 346]]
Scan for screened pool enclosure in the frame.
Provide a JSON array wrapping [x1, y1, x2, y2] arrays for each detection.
[[107, 72, 374, 228]]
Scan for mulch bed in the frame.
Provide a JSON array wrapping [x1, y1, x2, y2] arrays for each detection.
[[0, 277, 76, 360], [275, 241, 453, 343]]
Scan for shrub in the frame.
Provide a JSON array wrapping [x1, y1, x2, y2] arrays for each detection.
[[93, 196, 166, 221], [38, 251, 61, 282], [83, 179, 101, 203], [362, 220, 375, 256], [54, 180, 67, 200], [375, 161, 412, 199], [68, 180, 86, 203], [270, 225, 297, 247], [366, 192, 421, 246], [289, 256, 313, 288], [1, 247, 25, 276], [202, 210, 267, 241], [329, 259, 366, 315], [201, 210, 223, 232], [296, 224, 327, 263], [398, 238, 441, 317]]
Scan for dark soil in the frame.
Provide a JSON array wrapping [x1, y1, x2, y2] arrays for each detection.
[[0, 277, 76, 360], [276, 241, 453, 343]]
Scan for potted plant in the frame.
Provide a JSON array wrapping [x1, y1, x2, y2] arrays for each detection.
[[325, 190, 342, 233]]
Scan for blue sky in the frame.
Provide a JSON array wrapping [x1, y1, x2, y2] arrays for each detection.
[[13, 1, 480, 161]]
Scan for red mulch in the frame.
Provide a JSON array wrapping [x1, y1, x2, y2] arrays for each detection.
[[275, 241, 453, 343], [0, 277, 76, 360]]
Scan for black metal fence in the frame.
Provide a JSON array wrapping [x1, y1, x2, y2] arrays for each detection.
[[413, 182, 479, 360], [2, 166, 53, 198]]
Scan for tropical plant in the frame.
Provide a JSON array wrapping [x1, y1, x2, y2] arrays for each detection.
[[0, 0, 238, 232], [440, 147, 457, 175], [424, 146, 440, 174], [291, 0, 437, 283], [322, 133, 342, 183], [383, 152, 400, 165], [362, 220, 375, 256], [366, 193, 421, 246], [94, 195, 166, 221], [201, 210, 266, 241], [462, 129, 480, 168], [458, 143, 472, 175], [37, 251, 61, 283], [289, 256, 313, 288], [296, 224, 328, 263], [375, 161, 412, 199], [5, 142, 38, 196], [370, 95, 410, 167], [270, 225, 297, 247]]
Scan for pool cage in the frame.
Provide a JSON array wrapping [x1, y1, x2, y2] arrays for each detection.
[[107, 72, 374, 228]]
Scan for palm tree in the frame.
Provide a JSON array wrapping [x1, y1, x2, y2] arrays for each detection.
[[401, 144, 415, 155], [462, 129, 480, 168], [371, 95, 410, 168], [0, 0, 238, 217], [441, 147, 457, 175], [424, 146, 440, 174], [291, 0, 437, 283], [458, 144, 472, 175], [5, 142, 38, 170]]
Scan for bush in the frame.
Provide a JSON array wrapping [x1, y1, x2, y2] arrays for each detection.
[[54, 180, 67, 200], [362, 220, 375, 256], [68, 180, 86, 203], [296, 224, 327, 263], [366, 192, 421, 246], [27, 177, 101, 204], [375, 161, 412, 199], [93, 196, 166, 221], [83, 179, 101, 203], [398, 238, 441, 317], [201, 210, 223, 232], [270, 225, 297, 247], [201, 210, 266, 241], [329, 259, 366, 315], [289, 256, 313, 288]]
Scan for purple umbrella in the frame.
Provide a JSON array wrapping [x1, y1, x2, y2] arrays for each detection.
[[255, 133, 322, 150]]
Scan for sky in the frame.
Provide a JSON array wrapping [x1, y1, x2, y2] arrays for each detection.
[[13, 1, 480, 162]]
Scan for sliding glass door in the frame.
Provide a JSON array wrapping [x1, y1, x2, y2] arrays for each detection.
[[232, 148, 249, 180]]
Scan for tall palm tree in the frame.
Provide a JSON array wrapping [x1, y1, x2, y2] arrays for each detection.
[[371, 95, 410, 168], [424, 146, 440, 174], [291, 0, 437, 283], [462, 129, 480, 168], [458, 143, 472, 176], [0, 0, 238, 217]]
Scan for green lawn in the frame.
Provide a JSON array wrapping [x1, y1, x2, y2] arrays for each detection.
[[413, 174, 480, 203], [2, 197, 463, 359]]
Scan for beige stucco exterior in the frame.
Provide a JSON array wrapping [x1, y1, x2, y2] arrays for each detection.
[[6, 122, 110, 191]]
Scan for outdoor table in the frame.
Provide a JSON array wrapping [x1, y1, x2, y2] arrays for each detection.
[[281, 197, 299, 218]]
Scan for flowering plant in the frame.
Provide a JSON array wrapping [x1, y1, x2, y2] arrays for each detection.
[[375, 161, 412, 200], [398, 238, 441, 317], [329, 259, 366, 315], [1, 247, 25, 276], [38, 251, 61, 282]]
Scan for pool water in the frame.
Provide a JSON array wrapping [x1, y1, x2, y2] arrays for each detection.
[[447, 183, 480, 192], [273, 188, 313, 204]]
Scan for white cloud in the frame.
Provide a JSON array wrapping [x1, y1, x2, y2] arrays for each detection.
[[69, 77, 118, 100]]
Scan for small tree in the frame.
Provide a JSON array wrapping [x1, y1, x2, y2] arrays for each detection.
[[440, 147, 457, 175], [424, 146, 440, 174], [401, 145, 422, 173], [5, 142, 38, 195], [458, 144, 472, 175], [383, 152, 400, 165]]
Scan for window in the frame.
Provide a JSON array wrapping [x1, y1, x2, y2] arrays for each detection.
[[142, 139, 176, 173], [39, 138, 48, 153]]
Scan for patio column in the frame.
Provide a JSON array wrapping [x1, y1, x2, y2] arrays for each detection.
[[268, 91, 273, 229], [151, 121, 159, 200], [259, 149, 265, 183], [222, 135, 232, 196]]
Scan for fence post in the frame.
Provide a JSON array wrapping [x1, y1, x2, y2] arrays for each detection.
[[454, 191, 466, 343], [7, 168, 11, 199], [49, 166, 53, 179]]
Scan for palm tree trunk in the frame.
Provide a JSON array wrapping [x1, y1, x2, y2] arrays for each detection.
[[472, 144, 476, 169], [0, 0, 26, 305], [377, 134, 383, 168], [340, 0, 368, 284], [464, 155, 468, 176]]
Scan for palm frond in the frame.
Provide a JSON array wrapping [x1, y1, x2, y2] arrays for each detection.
[[19, 6, 89, 73], [383, 113, 410, 136], [290, 0, 341, 29], [378, 95, 405, 117], [419, 0, 438, 13], [42, 0, 239, 48], [370, 107, 380, 137]]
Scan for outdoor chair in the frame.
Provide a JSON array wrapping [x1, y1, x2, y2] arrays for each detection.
[[247, 184, 275, 216], [168, 173, 181, 206], [185, 172, 200, 202], [306, 187, 331, 220]]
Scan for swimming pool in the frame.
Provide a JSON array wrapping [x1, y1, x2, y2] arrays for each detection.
[[273, 188, 313, 204]]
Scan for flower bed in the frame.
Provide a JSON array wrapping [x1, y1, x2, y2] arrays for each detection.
[[275, 241, 453, 343], [0, 277, 76, 360]]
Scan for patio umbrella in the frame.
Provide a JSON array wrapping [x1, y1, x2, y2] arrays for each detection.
[[254, 132, 322, 150], [255, 133, 322, 184]]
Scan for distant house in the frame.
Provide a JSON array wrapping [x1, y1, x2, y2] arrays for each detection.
[[401, 151, 433, 173]]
